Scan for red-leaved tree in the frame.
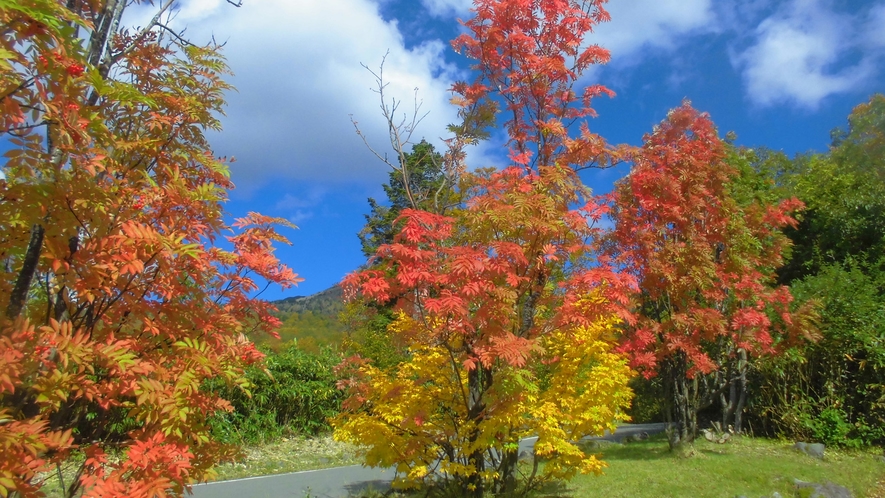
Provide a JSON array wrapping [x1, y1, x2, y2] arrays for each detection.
[[0, 1, 300, 496], [334, 0, 635, 496], [336, 164, 634, 496], [604, 102, 817, 448], [451, 0, 621, 170]]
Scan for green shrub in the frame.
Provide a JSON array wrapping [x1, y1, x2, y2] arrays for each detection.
[[205, 344, 343, 444], [749, 262, 885, 447], [804, 408, 856, 448], [339, 302, 408, 370]]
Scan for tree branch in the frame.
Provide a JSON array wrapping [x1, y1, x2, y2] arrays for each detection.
[[350, 51, 430, 210]]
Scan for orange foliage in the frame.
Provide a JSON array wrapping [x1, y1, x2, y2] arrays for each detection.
[[608, 103, 811, 376], [0, 1, 299, 496], [452, 0, 623, 170]]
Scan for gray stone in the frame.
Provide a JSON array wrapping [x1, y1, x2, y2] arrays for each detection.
[[806, 443, 825, 459], [581, 439, 618, 450], [704, 429, 732, 444], [771, 492, 783, 498], [792, 441, 824, 459], [623, 432, 650, 443], [794, 479, 853, 498]]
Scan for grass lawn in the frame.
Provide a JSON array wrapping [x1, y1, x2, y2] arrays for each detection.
[[200, 433, 885, 497], [534, 435, 884, 498], [209, 434, 362, 482], [34, 434, 885, 497]]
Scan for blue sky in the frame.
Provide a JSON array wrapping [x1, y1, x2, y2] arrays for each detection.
[[152, 0, 885, 300]]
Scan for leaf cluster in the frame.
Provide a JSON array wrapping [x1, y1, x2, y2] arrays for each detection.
[[338, 165, 634, 494], [607, 102, 813, 378], [452, 0, 622, 171]]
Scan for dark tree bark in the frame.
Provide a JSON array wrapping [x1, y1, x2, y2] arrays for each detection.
[[664, 354, 703, 450], [466, 364, 492, 497], [6, 224, 45, 320]]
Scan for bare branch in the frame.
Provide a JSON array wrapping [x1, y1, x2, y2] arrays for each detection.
[[153, 23, 196, 48], [349, 115, 396, 170], [0, 78, 35, 104], [350, 51, 431, 210], [1, 120, 49, 136]]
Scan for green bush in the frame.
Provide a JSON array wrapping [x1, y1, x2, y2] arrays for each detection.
[[339, 301, 408, 370], [804, 408, 856, 448], [625, 375, 665, 424], [749, 263, 885, 447], [205, 343, 343, 444]]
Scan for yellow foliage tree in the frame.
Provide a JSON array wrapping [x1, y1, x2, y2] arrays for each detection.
[[334, 308, 632, 491], [335, 165, 634, 495]]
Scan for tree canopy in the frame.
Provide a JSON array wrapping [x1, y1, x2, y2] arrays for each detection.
[[358, 140, 453, 259], [605, 102, 816, 447], [335, 1, 637, 495]]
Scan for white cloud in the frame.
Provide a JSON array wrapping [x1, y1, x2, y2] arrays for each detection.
[[865, 3, 885, 49], [588, 0, 717, 65], [272, 188, 328, 225], [422, 0, 473, 17], [275, 191, 325, 211], [166, 0, 464, 195], [172, 0, 222, 23], [731, 0, 882, 109], [287, 210, 314, 225]]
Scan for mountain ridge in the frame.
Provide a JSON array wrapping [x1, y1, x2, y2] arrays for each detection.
[[273, 284, 344, 317]]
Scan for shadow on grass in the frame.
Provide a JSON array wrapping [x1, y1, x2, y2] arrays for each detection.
[[579, 435, 732, 463], [532, 479, 571, 497], [696, 448, 732, 458], [579, 437, 671, 462]]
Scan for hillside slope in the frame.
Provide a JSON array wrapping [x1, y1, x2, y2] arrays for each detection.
[[257, 285, 346, 350], [274, 285, 344, 316]]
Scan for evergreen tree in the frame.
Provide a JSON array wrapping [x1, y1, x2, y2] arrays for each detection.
[[358, 140, 455, 259]]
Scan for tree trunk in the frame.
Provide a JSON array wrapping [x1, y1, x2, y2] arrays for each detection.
[[6, 224, 45, 320], [466, 364, 490, 498], [731, 349, 748, 433], [722, 367, 735, 430], [718, 348, 749, 434], [665, 354, 698, 450], [498, 446, 518, 495]]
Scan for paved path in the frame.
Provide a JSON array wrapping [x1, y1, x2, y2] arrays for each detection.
[[188, 423, 667, 498]]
